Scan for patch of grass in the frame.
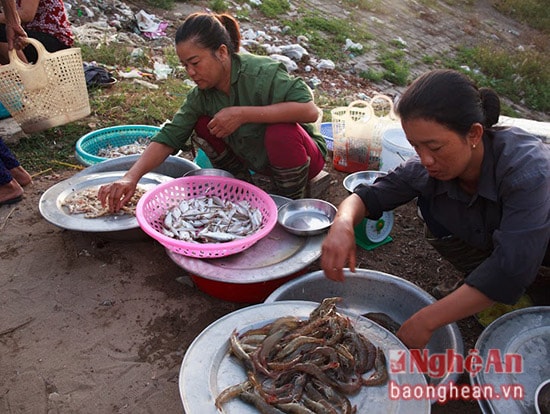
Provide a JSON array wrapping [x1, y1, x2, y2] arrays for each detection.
[[163, 45, 182, 71], [258, 0, 290, 18], [14, 124, 89, 173], [14, 45, 193, 172], [379, 49, 410, 86], [89, 79, 191, 125], [421, 55, 437, 65], [234, 5, 251, 21], [389, 38, 407, 49], [209, 0, 229, 13], [447, 44, 550, 112], [492, 0, 550, 33], [341, 0, 383, 12], [79, 43, 150, 68], [359, 68, 384, 83]]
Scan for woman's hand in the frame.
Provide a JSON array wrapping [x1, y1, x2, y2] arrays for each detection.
[[396, 284, 495, 349], [0, 0, 27, 50], [207, 107, 243, 138], [396, 310, 436, 349], [321, 218, 357, 282], [96, 142, 174, 213], [321, 194, 366, 282], [207, 101, 321, 138], [98, 177, 137, 213]]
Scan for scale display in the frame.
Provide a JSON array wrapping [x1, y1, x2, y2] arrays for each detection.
[[354, 211, 394, 250]]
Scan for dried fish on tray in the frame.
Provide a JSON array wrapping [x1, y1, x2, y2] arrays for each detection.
[[160, 196, 263, 243], [179, 301, 429, 414], [216, 297, 387, 413], [39, 171, 173, 233], [61, 186, 146, 218]]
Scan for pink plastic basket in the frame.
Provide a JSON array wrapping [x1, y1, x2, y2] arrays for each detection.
[[136, 176, 278, 258]]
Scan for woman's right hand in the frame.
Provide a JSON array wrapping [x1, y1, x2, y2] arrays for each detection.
[[98, 177, 137, 213], [321, 194, 368, 282], [96, 142, 175, 213], [321, 218, 357, 282]]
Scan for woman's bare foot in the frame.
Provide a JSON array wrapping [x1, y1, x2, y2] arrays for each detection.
[[9, 166, 32, 186], [0, 179, 24, 205]]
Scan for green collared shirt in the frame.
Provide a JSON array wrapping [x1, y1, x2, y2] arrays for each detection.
[[153, 53, 326, 172]]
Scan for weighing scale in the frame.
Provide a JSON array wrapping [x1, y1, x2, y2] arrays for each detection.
[[342, 171, 394, 250], [354, 211, 394, 250]]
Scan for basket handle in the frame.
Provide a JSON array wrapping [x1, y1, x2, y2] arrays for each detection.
[[370, 94, 399, 120], [7, 37, 51, 91], [348, 100, 371, 109], [347, 100, 375, 116]]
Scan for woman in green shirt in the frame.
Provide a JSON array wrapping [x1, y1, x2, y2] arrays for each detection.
[[99, 12, 326, 211]]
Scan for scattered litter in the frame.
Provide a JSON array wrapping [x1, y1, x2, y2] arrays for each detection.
[[280, 44, 308, 61], [316, 59, 336, 71], [84, 63, 116, 88], [135, 9, 168, 39], [153, 62, 172, 80], [269, 54, 298, 72], [133, 79, 159, 89], [118, 68, 145, 79], [131, 48, 144, 59], [344, 39, 363, 51], [393, 36, 407, 47]]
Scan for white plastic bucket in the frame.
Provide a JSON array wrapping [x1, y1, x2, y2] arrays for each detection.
[[380, 128, 415, 172]]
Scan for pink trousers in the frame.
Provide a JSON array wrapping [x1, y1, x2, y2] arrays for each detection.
[[194, 116, 325, 179]]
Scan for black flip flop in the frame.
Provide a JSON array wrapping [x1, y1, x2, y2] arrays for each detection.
[[0, 195, 23, 206]]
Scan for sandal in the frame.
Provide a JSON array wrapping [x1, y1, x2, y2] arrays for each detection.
[[0, 194, 23, 206]]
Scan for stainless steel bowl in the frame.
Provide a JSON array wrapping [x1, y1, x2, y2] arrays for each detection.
[[265, 269, 464, 392], [536, 379, 550, 414], [343, 170, 387, 193], [277, 198, 337, 236], [183, 168, 234, 178]]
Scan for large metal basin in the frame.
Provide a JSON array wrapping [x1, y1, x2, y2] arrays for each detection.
[[265, 268, 464, 393]]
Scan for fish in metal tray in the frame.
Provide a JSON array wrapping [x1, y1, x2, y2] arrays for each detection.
[[362, 312, 401, 335]]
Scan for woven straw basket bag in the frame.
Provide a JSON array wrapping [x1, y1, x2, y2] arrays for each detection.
[[0, 38, 90, 134]]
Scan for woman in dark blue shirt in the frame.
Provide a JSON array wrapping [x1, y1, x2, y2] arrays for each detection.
[[322, 69, 550, 348]]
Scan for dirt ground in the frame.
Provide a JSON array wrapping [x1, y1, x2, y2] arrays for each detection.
[[2, 1, 547, 413]]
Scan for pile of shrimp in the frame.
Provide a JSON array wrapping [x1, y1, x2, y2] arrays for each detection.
[[215, 297, 388, 413]]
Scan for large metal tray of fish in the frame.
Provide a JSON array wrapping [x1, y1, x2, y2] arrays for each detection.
[[39, 171, 173, 232], [179, 300, 430, 413]]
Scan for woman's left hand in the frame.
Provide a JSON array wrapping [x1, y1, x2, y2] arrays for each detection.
[[207, 107, 242, 138], [397, 313, 435, 349], [396, 284, 495, 349]]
